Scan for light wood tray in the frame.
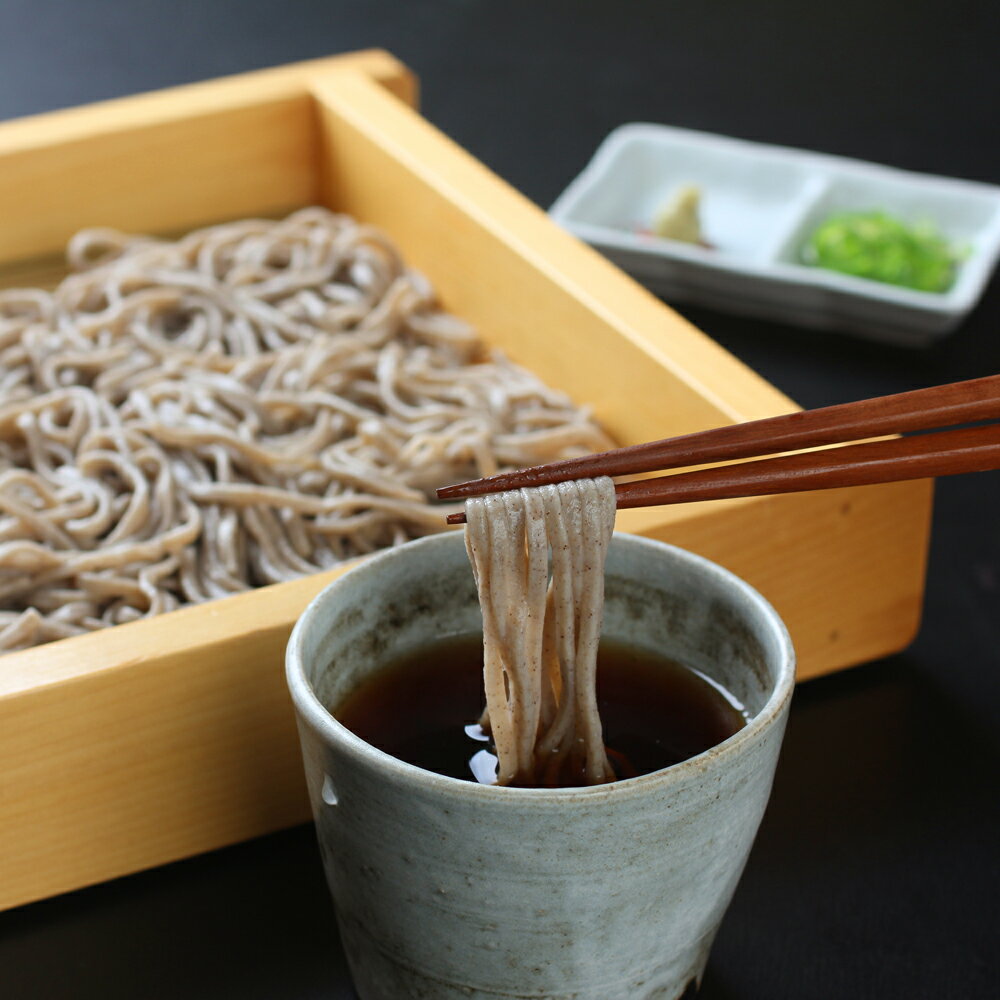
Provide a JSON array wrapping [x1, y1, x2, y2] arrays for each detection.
[[0, 51, 932, 911]]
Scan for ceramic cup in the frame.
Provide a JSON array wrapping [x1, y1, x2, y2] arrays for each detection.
[[286, 531, 795, 1000]]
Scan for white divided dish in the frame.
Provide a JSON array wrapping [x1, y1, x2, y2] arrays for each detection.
[[549, 123, 1000, 346]]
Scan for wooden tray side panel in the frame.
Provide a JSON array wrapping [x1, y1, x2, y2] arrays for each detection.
[[0, 95, 319, 266], [0, 484, 931, 912], [0, 567, 363, 911], [0, 51, 416, 267], [618, 479, 933, 676], [311, 72, 801, 448]]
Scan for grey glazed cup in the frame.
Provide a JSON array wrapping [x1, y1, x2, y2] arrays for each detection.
[[286, 531, 795, 1000]]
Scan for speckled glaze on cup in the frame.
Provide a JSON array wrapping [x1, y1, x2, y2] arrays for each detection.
[[286, 531, 794, 1000]]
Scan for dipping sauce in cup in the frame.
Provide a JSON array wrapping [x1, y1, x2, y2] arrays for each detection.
[[334, 632, 749, 787]]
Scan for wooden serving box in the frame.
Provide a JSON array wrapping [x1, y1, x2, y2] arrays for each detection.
[[0, 51, 932, 911]]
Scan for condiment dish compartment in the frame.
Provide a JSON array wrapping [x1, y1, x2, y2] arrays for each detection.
[[550, 122, 1000, 345], [772, 170, 1000, 300], [559, 123, 819, 264]]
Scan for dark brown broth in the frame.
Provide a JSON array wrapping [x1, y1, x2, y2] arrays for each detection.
[[333, 633, 747, 786]]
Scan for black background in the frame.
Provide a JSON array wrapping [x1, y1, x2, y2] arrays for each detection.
[[1, 2, 998, 997]]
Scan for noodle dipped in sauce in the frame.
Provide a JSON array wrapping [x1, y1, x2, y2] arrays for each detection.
[[334, 482, 749, 789], [464, 477, 617, 786]]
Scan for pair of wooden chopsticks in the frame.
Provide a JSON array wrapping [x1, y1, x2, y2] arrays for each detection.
[[437, 374, 1000, 524]]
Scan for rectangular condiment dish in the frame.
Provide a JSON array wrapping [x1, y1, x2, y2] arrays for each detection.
[[549, 122, 1000, 345]]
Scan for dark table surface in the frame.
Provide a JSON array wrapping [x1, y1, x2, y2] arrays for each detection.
[[1, 2, 998, 997]]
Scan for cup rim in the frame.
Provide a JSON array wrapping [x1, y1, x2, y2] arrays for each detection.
[[286, 531, 795, 804]]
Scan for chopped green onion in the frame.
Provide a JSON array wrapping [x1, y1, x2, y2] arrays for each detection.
[[802, 210, 961, 293]]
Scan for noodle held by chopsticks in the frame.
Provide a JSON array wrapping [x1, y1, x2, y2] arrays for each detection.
[[0, 208, 610, 652], [464, 477, 617, 786]]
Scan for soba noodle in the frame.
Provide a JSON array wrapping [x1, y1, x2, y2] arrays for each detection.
[[0, 208, 611, 652], [464, 477, 617, 786]]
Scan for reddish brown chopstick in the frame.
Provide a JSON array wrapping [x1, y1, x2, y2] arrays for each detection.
[[611, 422, 1000, 508], [439, 376, 1000, 525], [438, 374, 1000, 500]]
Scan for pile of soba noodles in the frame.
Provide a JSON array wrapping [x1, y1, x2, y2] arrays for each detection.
[[0, 208, 610, 653]]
